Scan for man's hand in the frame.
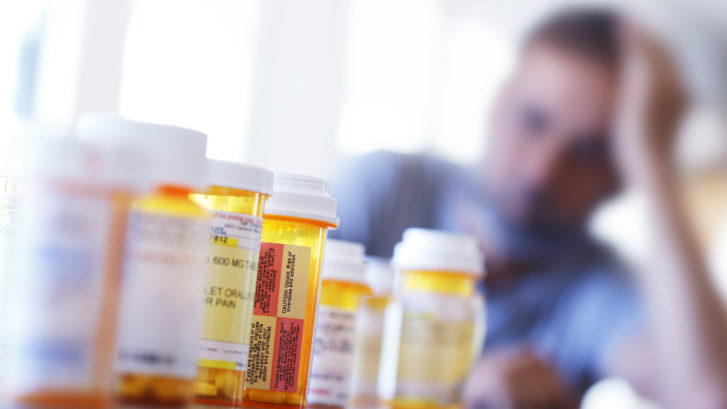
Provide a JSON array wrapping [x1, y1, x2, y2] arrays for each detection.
[[614, 20, 688, 185], [608, 19, 727, 409], [463, 348, 577, 409]]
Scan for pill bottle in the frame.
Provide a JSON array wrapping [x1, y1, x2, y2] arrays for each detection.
[[347, 259, 394, 409], [382, 228, 485, 409], [308, 240, 372, 409], [189, 159, 274, 405], [77, 115, 210, 405], [5, 138, 146, 408], [242, 174, 338, 409]]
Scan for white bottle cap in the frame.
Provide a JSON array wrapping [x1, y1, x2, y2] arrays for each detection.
[[392, 228, 485, 277], [264, 173, 339, 227], [25, 138, 148, 191], [76, 113, 208, 191], [322, 240, 367, 285], [207, 159, 274, 196], [365, 256, 395, 295]]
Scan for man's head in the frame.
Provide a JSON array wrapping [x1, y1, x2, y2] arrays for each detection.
[[483, 8, 622, 252]]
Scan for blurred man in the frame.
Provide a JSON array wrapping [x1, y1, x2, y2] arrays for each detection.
[[332, 8, 727, 409]]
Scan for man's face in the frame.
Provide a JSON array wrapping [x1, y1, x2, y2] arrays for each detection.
[[484, 42, 620, 236]]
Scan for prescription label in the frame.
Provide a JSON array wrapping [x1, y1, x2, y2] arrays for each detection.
[[0, 192, 20, 342], [0, 191, 19, 239], [388, 294, 484, 406], [115, 211, 208, 378], [308, 305, 357, 406], [245, 243, 310, 393], [6, 189, 111, 391], [199, 211, 263, 371]]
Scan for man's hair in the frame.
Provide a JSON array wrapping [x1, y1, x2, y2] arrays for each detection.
[[525, 8, 621, 67]]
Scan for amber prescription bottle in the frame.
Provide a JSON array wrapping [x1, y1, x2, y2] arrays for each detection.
[[347, 259, 394, 408], [308, 240, 372, 408], [242, 174, 338, 409], [6, 138, 146, 408], [190, 159, 274, 406], [382, 228, 486, 409], [78, 115, 210, 406]]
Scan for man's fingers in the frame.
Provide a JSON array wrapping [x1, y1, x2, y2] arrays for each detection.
[[618, 17, 685, 94], [502, 353, 574, 408]]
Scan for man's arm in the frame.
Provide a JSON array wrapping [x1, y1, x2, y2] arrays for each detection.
[[611, 23, 727, 409]]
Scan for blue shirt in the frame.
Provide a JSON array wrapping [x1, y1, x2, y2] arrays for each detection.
[[330, 151, 641, 392]]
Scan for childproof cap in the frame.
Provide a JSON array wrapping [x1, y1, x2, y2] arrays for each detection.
[[75, 113, 208, 192], [392, 228, 485, 278], [263, 173, 339, 228]]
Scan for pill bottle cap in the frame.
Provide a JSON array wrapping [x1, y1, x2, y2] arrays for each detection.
[[264, 173, 339, 227], [76, 113, 208, 191], [392, 228, 485, 277], [366, 256, 395, 295], [322, 240, 367, 285], [25, 137, 148, 191], [207, 159, 274, 196]]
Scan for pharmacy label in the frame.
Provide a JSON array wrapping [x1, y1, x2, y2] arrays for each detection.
[[115, 211, 209, 378], [6, 188, 112, 391], [308, 305, 357, 406], [0, 192, 19, 239], [245, 243, 310, 392], [199, 211, 263, 371], [0, 192, 20, 344]]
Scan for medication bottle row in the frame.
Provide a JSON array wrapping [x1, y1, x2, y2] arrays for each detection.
[[305, 229, 486, 409], [0, 114, 487, 409], [0, 115, 338, 409], [338, 229, 486, 409]]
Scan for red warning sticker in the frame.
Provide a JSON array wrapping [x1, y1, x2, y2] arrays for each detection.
[[246, 243, 310, 392]]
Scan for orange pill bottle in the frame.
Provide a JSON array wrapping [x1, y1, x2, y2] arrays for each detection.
[[242, 174, 338, 409], [190, 159, 274, 406], [347, 260, 394, 409], [307, 240, 372, 409], [5, 138, 146, 408], [382, 229, 486, 409], [77, 115, 210, 406]]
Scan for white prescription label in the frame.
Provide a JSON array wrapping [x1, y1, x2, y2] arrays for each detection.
[[0, 192, 20, 354], [198, 210, 263, 372], [6, 188, 112, 392], [115, 210, 208, 378], [308, 305, 357, 406]]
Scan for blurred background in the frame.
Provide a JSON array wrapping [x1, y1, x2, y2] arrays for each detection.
[[0, 1, 725, 407]]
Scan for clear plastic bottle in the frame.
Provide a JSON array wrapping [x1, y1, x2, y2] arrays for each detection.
[[242, 174, 338, 409], [308, 240, 372, 409], [5, 138, 146, 408], [189, 159, 274, 406], [77, 115, 210, 405], [381, 229, 486, 409], [347, 259, 394, 409]]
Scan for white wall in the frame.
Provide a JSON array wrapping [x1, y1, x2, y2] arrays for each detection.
[[244, 0, 350, 176], [2, 0, 725, 180]]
